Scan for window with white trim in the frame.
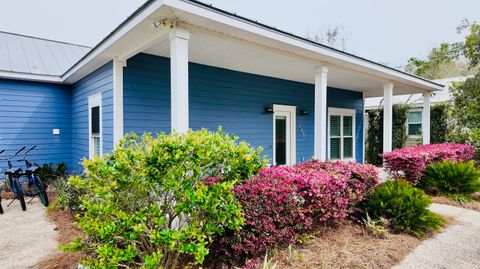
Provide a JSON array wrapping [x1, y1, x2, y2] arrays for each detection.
[[407, 111, 422, 136], [88, 94, 102, 158], [328, 108, 355, 161]]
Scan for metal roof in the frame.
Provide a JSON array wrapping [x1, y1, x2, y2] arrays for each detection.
[[0, 31, 90, 77]]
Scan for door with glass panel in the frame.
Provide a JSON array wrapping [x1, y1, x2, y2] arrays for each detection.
[[88, 94, 102, 159], [328, 108, 355, 161], [273, 105, 296, 165]]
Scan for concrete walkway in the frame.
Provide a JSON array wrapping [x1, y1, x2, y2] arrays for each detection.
[[394, 203, 480, 269], [0, 198, 58, 269]]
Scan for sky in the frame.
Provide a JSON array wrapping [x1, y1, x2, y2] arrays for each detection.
[[0, 0, 479, 68]]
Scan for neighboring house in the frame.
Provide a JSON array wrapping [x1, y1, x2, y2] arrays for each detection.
[[0, 0, 443, 171], [365, 76, 466, 146]]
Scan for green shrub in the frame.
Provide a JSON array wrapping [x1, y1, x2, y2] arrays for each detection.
[[37, 162, 69, 187], [420, 160, 480, 198], [66, 129, 266, 269], [363, 180, 443, 237]]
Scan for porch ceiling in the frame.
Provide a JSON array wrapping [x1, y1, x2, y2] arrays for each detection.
[[139, 4, 438, 98]]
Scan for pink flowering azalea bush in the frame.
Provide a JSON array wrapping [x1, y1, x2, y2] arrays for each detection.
[[297, 160, 380, 205], [210, 160, 379, 264], [382, 143, 476, 183]]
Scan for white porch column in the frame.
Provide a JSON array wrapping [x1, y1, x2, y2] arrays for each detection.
[[422, 92, 431, 144], [314, 65, 328, 160], [113, 57, 126, 145], [383, 83, 393, 152], [169, 27, 190, 133]]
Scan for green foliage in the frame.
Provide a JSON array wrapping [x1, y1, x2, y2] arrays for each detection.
[[48, 175, 84, 213], [458, 20, 480, 68], [37, 162, 69, 187], [362, 180, 443, 238], [69, 129, 266, 269], [366, 104, 410, 164], [405, 43, 466, 79], [450, 72, 480, 159], [420, 160, 480, 197], [430, 103, 450, 144]]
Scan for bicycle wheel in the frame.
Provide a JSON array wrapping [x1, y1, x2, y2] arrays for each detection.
[[0, 197, 3, 214], [33, 176, 49, 207], [12, 178, 26, 211]]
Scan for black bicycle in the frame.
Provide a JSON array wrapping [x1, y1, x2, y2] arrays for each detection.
[[1, 147, 27, 211], [17, 146, 49, 207]]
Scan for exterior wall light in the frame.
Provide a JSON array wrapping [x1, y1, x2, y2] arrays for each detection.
[[264, 104, 274, 113], [300, 107, 309, 116]]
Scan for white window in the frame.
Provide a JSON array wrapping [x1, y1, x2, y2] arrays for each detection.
[[407, 111, 422, 136], [273, 105, 296, 165], [328, 108, 355, 161], [88, 94, 102, 158]]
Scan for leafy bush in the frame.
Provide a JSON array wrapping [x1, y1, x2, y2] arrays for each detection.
[[366, 104, 410, 165], [382, 143, 476, 183], [420, 160, 480, 197], [298, 160, 380, 205], [212, 161, 378, 263], [49, 175, 84, 213], [215, 165, 349, 262], [430, 103, 450, 144], [37, 162, 68, 187], [363, 180, 443, 237], [66, 129, 266, 269]]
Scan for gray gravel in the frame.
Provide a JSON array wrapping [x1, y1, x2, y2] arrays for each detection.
[[394, 203, 480, 269], [0, 198, 58, 269]]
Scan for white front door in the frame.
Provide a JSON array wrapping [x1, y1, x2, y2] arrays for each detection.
[[273, 105, 296, 165]]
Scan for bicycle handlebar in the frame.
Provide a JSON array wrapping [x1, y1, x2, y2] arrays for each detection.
[[0, 150, 4, 155], [15, 146, 26, 157], [24, 145, 36, 156]]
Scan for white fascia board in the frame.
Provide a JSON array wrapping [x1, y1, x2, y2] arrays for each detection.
[[165, 0, 443, 91], [0, 71, 63, 83], [61, 0, 165, 83]]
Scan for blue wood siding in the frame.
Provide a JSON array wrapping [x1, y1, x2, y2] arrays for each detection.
[[0, 79, 72, 169], [124, 53, 170, 134], [327, 88, 364, 162], [72, 62, 113, 171], [124, 54, 364, 163]]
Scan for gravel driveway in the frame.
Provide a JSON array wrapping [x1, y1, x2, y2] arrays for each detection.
[[0, 198, 58, 269], [394, 203, 480, 269]]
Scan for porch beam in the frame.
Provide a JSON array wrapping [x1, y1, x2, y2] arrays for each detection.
[[113, 57, 126, 145], [169, 27, 190, 133], [314, 65, 328, 160], [422, 92, 431, 144], [383, 82, 393, 152]]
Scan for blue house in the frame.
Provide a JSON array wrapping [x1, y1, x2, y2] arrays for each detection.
[[0, 0, 443, 171]]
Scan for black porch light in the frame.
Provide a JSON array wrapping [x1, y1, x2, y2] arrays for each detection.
[[264, 104, 274, 113], [300, 107, 309, 116]]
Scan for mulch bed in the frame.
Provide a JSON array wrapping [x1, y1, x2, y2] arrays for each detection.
[[36, 204, 85, 269], [432, 196, 480, 212], [271, 223, 423, 269]]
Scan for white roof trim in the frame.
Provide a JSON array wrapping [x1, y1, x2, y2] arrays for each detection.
[[0, 70, 63, 83]]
